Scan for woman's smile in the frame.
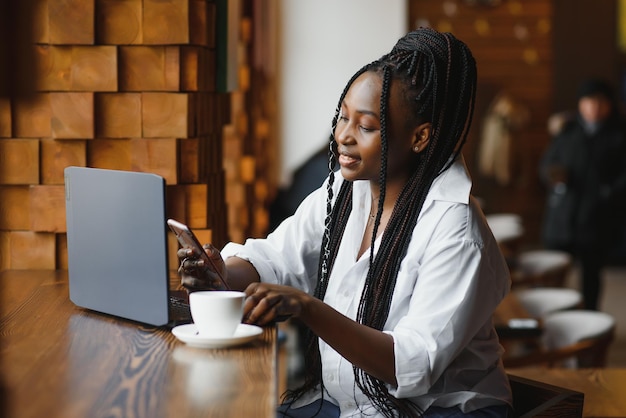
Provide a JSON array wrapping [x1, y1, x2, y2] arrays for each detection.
[[337, 148, 361, 168]]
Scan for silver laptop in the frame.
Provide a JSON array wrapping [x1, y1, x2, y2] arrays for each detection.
[[64, 166, 190, 327]]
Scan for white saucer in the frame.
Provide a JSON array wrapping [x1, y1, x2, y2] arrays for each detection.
[[172, 323, 263, 349]]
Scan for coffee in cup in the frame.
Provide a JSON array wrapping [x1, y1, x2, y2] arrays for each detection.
[[189, 291, 246, 338]]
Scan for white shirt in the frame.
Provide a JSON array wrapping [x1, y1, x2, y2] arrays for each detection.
[[221, 156, 512, 416]]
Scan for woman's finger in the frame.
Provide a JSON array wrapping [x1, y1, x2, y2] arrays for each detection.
[[246, 300, 271, 324]]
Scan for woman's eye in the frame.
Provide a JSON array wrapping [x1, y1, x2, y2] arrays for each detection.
[[360, 125, 376, 133]]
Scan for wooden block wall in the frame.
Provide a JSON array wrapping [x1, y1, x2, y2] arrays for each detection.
[[408, 0, 555, 246], [0, 0, 248, 270], [222, 12, 278, 242]]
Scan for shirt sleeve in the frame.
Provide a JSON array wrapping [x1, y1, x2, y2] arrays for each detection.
[[385, 203, 510, 398], [221, 176, 335, 294]]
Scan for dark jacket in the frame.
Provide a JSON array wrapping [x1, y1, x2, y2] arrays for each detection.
[[540, 116, 626, 251]]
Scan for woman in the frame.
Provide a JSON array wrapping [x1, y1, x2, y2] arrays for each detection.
[[180, 28, 512, 417]]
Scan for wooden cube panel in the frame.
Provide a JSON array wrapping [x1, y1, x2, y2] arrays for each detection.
[[95, 93, 142, 138], [12, 94, 51, 138], [96, 0, 143, 44], [130, 138, 177, 184], [70, 46, 117, 91], [50, 92, 94, 138], [36, 45, 73, 91], [193, 228, 212, 248], [167, 232, 180, 273], [56, 233, 68, 270], [225, 182, 245, 206], [119, 46, 180, 91], [40, 139, 86, 185], [141, 92, 189, 138], [32, 0, 50, 44], [163, 184, 207, 229], [0, 97, 11, 137], [49, 0, 95, 45], [1, 0, 241, 268], [0, 231, 56, 270], [29, 185, 66, 232], [37, 46, 116, 92], [204, 48, 216, 92], [179, 137, 200, 183], [184, 184, 207, 228], [0, 139, 39, 185], [206, 1, 216, 48], [181, 46, 200, 91], [0, 232, 7, 270], [189, 0, 209, 46], [187, 93, 198, 137], [143, 0, 189, 45], [0, 186, 31, 230], [239, 155, 255, 183], [88, 139, 132, 170], [165, 185, 186, 224]]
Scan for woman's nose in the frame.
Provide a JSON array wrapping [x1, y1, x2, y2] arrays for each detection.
[[334, 121, 353, 144]]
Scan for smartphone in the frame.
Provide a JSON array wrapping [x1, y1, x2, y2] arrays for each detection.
[[167, 218, 230, 290]]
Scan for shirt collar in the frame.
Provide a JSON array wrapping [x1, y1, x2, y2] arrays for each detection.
[[425, 154, 472, 205]]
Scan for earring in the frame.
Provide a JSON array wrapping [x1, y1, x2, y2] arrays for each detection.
[[414, 146, 419, 152]]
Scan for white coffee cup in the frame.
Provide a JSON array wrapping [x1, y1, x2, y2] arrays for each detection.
[[189, 291, 246, 338]]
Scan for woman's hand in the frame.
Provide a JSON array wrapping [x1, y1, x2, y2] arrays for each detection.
[[243, 282, 310, 325], [177, 243, 228, 291]]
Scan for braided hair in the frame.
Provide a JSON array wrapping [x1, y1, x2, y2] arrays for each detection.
[[282, 28, 477, 417]]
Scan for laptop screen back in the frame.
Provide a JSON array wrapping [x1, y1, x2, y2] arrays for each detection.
[[64, 166, 171, 326]]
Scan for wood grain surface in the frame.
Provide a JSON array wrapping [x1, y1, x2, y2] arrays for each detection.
[[0, 270, 279, 418]]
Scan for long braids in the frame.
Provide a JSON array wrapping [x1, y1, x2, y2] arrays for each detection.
[[281, 64, 372, 414], [282, 28, 477, 417]]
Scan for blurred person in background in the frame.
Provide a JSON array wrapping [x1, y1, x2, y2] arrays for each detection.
[[540, 78, 626, 310]]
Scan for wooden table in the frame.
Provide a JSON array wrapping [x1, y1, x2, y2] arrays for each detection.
[[494, 291, 542, 340], [0, 270, 281, 418], [509, 368, 626, 417]]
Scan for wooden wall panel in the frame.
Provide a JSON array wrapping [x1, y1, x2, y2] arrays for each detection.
[[37, 46, 117, 92], [143, 0, 190, 44], [0, 231, 56, 270], [118, 46, 180, 91], [189, 0, 210, 46], [69, 46, 118, 91], [36, 45, 73, 91], [29, 185, 66, 232], [181, 46, 202, 91], [0, 97, 10, 137], [88, 139, 132, 171], [50, 92, 94, 138], [40, 139, 86, 185], [11, 94, 51, 138], [183, 184, 208, 229], [179, 137, 201, 183], [95, 93, 142, 138], [0, 0, 239, 270], [130, 137, 178, 184], [0, 139, 39, 185], [48, 0, 95, 45], [96, 0, 143, 45], [409, 0, 554, 246], [0, 187, 31, 230], [141, 92, 190, 138], [32, 0, 50, 44]]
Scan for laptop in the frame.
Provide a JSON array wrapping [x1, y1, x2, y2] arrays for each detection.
[[64, 166, 191, 327]]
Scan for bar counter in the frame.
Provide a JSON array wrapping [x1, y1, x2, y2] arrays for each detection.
[[0, 270, 280, 418]]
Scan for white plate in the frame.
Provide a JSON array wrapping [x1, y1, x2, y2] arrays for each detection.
[[172, 323, 263, 349]]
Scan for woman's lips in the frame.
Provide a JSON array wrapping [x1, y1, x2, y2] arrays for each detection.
[[338, 152, 360, 168]]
